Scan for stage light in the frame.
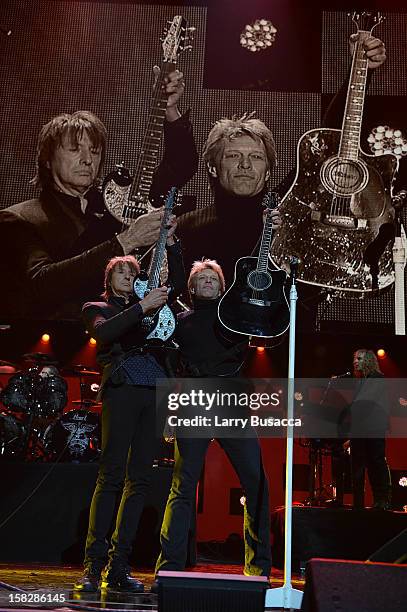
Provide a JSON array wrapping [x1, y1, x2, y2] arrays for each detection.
[[377, 348, 386, 358], [89, 337, 97, 346], [367, 126, 407, 159], [41, 333, 50, 343], [257, 346, 265, 353], [240, 19, 277, 53], [240, 495, 246, 506], [399, 476, 407, 487]]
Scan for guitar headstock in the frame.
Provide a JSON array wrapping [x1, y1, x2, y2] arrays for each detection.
[[263, 191, 280, 211], [162, 16, 194, 62], [350, 11, 384, 34], [163, 186, 178, 211]]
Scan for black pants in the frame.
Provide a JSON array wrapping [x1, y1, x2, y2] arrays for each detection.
[[350, 438, 391, 508], [84, 384, 156, 568], [156, 436, 271, 576]]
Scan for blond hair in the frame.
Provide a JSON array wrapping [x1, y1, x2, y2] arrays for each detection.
[[188, 259, 226, 295]]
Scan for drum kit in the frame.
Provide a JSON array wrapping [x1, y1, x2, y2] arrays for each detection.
[[0, 353, 101, 462]]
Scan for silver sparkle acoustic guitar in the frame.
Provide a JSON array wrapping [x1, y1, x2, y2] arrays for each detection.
[[270, 12, 398, 296]]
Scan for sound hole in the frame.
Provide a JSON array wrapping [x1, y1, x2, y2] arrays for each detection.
[[247, 271, 272, 291], [321, 157, 368, 196]]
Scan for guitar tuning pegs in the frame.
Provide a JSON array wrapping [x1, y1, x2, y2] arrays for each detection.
[[184, 45, 193, 52], [187, 27, 196, 33]]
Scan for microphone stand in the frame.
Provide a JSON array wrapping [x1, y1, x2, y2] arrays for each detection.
[[266, 257, 303, 610], [392, 192, 407, 335]]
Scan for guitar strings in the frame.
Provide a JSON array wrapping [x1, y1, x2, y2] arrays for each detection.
[[122, 63, 170, 230], [330, 37, 367, 222], [252, 208, 274, 300]]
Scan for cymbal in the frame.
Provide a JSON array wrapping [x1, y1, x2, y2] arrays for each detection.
[[0, 359, 17, 368], [23, 352, 58, 364], [62, 366, 100, 376]]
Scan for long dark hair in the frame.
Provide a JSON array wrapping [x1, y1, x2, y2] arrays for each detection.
[[102, 256, 140, 300], [31, 111, 107, 189]]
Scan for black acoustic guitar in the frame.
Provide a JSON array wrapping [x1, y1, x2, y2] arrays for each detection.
[[218, 192, 290, 338]]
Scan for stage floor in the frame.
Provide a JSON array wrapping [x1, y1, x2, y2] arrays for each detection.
[[0, 562, 304, 611]]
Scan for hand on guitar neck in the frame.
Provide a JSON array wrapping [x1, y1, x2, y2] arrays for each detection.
[[262, 207, 283, 228], [349, 33, 386, 70], [117, 210, 177, 253], [152, 66, 185, 122]]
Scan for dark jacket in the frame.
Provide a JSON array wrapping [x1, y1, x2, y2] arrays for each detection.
[[175, 297, 247, 377], [350, 372, 389, 436], [82, 241, 185, 394], [0, 114, 198, 320]]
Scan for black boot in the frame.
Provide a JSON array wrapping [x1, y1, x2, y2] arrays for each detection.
[[73, 564, 103, 593], [100, 561, 144, 593]]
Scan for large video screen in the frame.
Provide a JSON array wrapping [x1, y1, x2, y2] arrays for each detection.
[[0, 1, 405, 334]]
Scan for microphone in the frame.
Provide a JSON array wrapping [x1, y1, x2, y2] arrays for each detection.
[[331, 371, 351, 379], [289, 256, 300, 279]]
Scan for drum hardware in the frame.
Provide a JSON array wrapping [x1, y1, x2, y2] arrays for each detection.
[[62, 365, 100, 411], [0, 364, 68, 461], [0, 412, 25, 458]]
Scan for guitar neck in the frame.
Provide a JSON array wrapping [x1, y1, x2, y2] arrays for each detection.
[[339, 32, 369, 160], [257, 212, 274, 272], [147, 189, 176, 289], [147, 229, 169, 290], [128, 61, 175, 207]]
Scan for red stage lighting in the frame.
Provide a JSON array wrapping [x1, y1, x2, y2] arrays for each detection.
[[89, 337, 97, 346], [41, 333, 50, 343], [257, 347, 265, 353], [377, 348, 386, 359]]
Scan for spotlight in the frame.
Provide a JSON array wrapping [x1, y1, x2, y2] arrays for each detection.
[[89, 337, 97, 346], [41, 333, 50, 343], [399, 476, 407, 487], [377, 348, 386, 358], [240, 495, 246, 506], [257, 346, 265, 353], [367, 126, 407, 159], [240, 19, 277, 53]]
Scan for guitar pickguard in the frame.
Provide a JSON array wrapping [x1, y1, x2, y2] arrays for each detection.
[[270, 128, 398, 295], [103, 175, 156, 223]]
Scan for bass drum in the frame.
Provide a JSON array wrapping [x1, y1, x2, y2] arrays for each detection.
[[37, 375, 68, 417], [0, 372, 31, 413], [0, 412, 25, 458], [43, 409, 100, 462]]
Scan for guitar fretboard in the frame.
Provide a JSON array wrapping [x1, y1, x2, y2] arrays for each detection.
[[257, 213, 274, 273], [125, 61, 175, 218], [339, 32, 369, 160]]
